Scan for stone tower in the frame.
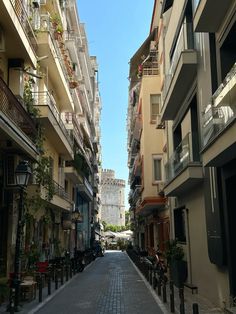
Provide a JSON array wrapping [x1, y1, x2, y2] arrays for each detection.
[[101, 169, 126, 226]]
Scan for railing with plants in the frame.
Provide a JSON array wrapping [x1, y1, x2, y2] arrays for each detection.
[[33, 91, 74, 148], [0, 76, 37, 141], [38, 14, 78, 90], [10, 0, 37, 53], [202, 62, 236, 147]]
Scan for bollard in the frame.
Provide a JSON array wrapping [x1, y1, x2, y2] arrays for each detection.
[[47, 274, 51, 296], [60, 267, 64, 285], [192, 303, 199, 314], [157, 279, 162, 296], [162, 281, 167, 303], [69, 263, 72, 278], [55, 271, 58, 290], [66, 265, 69, 282], [149, 268, 153, 285], [170, 280, 175, 313], [153, 273, 157, 290], [38, 275, 42, 303], [179, 287, 185, 314]]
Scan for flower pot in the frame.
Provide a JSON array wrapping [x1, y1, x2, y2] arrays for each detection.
[[170, 260, 188, 288]]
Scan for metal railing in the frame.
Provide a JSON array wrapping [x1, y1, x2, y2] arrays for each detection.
[[53, 180, 69, 201], [165, 133, 192, 182], [10, 0, 37, 53], [33, 91, 73, 148], [62, 112, 84, 149], [202, 62, 236, 147], [39, 14, 75, 90], [0, 76, 37, 141], [163, 22, 194, 102]]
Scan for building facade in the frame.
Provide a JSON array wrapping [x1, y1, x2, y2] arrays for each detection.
[[159, 0, 236, 310], [0, 0, 101, 278], [100, 169, 125, 226]]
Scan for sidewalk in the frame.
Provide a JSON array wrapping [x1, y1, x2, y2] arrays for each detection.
[[128, 254, 225, 314]]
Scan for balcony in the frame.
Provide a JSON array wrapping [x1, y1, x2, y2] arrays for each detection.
[[78, 177, 93, 201], [164, 133, 203, 196], [28, 180, 72, 211], [202, 63, 236, 166], [193, 0, 233, 32], [0, 1, 37, 66], [162, 23, 197, 120], [0, 77, 38, 159], [34, 91, 74, 159], [36, 14, 74, 111], [62, 112, 84, 151], [65, 160, 83, 184]]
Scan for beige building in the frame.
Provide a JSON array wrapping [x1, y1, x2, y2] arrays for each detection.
[[158, 0, 236, 310], [0, 0, 101, 277], [127, 15, 168, 254]]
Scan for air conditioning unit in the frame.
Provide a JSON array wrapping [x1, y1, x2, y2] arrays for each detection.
[[0, 26, 5, 52]]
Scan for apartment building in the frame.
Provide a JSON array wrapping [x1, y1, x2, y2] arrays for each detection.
[[127, 12, 168, 254], [0, 0, 101, 277], [159, 0, 236, 309]]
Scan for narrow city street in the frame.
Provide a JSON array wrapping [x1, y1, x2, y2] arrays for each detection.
[[34, 251, 165, 314]]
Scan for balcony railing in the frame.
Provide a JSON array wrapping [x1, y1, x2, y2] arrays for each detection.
[[163, 22, 194, 102], [165, 133, 192, 182], [38, 14, 75, 90], [33, 91, 73, 147], [203, 63, 236, 147], [0, 77, 37, 140], [62, 112, 84, 149], [53, 180, 70, 201], [10, 0, 37, 53]]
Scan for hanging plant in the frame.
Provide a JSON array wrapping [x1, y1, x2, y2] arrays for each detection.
[[23, 73, 40, 119]]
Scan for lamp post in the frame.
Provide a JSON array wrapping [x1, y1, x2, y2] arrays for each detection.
[[10, 161, 31, 312], [72, 210, 80, 256]]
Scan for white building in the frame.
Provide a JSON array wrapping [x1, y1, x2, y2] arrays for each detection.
[[101, 169, 126, 226]]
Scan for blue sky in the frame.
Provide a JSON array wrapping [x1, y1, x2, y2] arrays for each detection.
[[77, 0, 154, 207]]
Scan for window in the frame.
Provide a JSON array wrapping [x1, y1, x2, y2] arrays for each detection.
[[150, 94, 160, 122], [174, 207, 186, 243], [153, 156, 162, 182]]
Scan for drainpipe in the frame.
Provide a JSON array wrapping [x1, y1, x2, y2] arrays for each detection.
[[185, 208, 193, 284]]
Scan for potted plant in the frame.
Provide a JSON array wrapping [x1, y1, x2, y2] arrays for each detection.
[[165, 239, 187, 287]]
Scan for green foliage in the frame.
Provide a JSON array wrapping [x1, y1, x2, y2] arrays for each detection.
[[165, 239, 185, 265], [34, 156, 55, 201], [73, 153, 90, 178], [23, 76, 40, 119], [104, 224, 130, 232]]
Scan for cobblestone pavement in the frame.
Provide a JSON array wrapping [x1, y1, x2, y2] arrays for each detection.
[[35, 251, 164, 314]]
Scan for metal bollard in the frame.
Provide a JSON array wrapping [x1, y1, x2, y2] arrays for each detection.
[[60, 267, 64, 285], [38, 275, 42, 303], [55, 271, 58, 290], [157, 279, 162, 296], [162, 281, 167, 303], [179, 287, 185, 314], [170, 280, 175, 313], [69, 263, 72, 278], [192, 303, 199, 314], [153, 273, 157, 290], [47, 274, 51, 296], [66, 265, 69, 282]]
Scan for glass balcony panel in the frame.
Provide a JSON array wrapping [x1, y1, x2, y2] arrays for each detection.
[[165, 133, 191, 182], [203, 63, 236, 147], [163, 22, 194, 102]]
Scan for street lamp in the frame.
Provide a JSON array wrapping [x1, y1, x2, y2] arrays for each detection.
[[10, 161, 31, 312], [72, 210, 81, 255]]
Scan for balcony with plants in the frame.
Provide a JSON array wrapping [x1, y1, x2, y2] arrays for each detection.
[[31, 90, 74, 159], [162, 22, 197, 120], [35, 13, 78, 109], [202, 63, 236, 166], [164, 132, 203, 196], [0, 76, 38, 159]]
